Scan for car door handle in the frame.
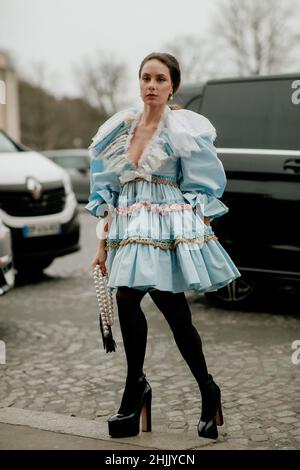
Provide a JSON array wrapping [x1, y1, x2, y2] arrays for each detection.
[[283, 159, 300, 174]]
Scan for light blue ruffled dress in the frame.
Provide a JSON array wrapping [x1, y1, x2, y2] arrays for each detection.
[[85, 104, 241, 293]]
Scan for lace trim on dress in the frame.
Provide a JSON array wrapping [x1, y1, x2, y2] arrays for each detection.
[[115, 201, 193, 216], [118, 106, 172, 184], [125, 106, 169, 168], [105, 233, 218, 251], [121, 175, 179, 187]]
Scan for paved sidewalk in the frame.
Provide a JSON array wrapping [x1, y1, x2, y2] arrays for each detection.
[[0, 407, 243, 450], [0, 228, 299, 451]]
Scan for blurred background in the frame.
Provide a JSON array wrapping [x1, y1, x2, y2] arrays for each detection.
[[1, 0, 300, 148]]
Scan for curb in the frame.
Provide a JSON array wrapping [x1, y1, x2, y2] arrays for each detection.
[[0, 407, 246, 450]]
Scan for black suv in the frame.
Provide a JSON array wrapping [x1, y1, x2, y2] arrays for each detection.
[[175, 74, 300, 307]]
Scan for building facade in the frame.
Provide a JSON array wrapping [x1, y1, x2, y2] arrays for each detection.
[[0, 51, 20, 141]]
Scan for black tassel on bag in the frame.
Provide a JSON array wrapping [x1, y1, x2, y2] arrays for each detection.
[[93, 264, 117, 353], [98, 315, 117, 352]]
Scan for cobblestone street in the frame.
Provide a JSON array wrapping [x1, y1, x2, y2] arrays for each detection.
[[0, 207, 299, 450]]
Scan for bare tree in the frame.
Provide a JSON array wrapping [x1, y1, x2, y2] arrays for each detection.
[[209, 0, 300, 76], [19, 78, 104, 150], [162, 34, 220, 83], [17, 60, 60, 96], [75, 51, 129, 116]]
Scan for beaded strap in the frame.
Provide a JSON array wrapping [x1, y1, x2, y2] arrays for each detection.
[[93, 264, 116, 352]]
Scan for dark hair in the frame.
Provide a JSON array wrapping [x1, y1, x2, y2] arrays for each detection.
[[138, 52, 181, 110]]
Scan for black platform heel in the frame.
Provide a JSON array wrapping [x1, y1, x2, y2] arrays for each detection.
[[107, 373, 152, 438], [197, 374, 224, 440]]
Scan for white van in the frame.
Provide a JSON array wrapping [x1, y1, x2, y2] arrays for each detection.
[[0, 130, 80, 275], [0, 216, 14, 294]]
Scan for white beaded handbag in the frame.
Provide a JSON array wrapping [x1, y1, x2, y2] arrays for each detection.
[[93, 264, 117, 353]]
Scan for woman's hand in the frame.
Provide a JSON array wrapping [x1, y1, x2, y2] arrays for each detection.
[[91, 246, 108, 276]]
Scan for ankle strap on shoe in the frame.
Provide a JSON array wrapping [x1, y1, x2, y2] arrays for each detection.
[[126, 373, 146, 383]]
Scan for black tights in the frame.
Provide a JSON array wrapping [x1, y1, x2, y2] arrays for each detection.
[[116, 286, 209, 393]]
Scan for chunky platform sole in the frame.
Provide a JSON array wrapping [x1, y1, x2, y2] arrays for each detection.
[[108, 387, 152, 438]]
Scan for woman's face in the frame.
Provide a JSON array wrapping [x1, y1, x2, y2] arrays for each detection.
[[139, 59, 173, 107]]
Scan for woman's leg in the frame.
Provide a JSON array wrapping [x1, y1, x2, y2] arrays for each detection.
[[115, 286, 148, 414], [148, 289, 210, 390]]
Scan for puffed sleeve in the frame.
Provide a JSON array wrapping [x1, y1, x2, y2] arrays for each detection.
[[84, 116, 125, 219], [179, 134, 229, 221], [170, 110, 229, 222], [85, 156, 122, 218]]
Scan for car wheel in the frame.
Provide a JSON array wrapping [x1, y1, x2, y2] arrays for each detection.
[[205, 277, 257, 309]]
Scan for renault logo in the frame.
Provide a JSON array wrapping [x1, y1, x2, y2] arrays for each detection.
[[26, 177, 42, 200]]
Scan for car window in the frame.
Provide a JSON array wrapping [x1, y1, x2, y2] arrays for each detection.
[[51, 155, 89, 169], [185, 94, 202, 113], [173, 85, 203, 110], [200, 78, 300, 150], [0, 132, 19, 152]]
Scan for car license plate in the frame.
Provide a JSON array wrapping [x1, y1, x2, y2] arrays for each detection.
[[23, 223, 62, 237]]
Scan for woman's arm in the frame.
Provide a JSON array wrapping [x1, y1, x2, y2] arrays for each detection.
[[91, 210, 112, 274], [97, 210, 112, 249]]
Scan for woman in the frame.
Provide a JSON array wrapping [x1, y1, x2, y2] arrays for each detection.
[[85, 52, 241, 440]]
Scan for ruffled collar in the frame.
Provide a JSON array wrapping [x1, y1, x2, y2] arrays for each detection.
[[119, 105, 171, 184], [89, 104, 217, 184], [165, 108, 217, 157], [125, 104, 169, 167]]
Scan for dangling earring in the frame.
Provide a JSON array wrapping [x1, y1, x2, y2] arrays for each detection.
[[169, 93, 173, 101]]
